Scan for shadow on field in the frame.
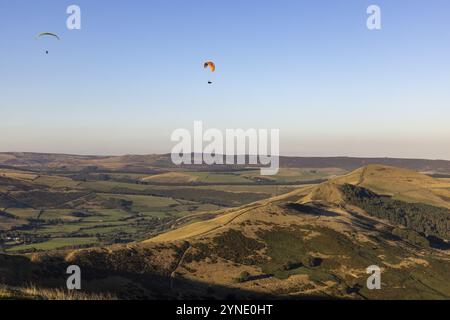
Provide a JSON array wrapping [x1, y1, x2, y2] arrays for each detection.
[[427, 236, 450, 250], [284, 203, 339, 217]]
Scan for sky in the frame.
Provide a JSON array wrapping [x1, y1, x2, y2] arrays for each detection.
[[0, 0, 449, 159]]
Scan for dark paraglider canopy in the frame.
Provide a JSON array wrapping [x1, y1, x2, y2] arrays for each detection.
[[37, 32, 60, 55], [37, 32, 60, 40]]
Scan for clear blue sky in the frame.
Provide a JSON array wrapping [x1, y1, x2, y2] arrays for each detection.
[[1, 0, 449, 159]]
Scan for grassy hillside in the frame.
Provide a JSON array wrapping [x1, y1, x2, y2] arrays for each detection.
[[1, 164, 448, 300]]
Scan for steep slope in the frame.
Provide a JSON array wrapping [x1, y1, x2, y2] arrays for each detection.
[[149, 165, 450, 242], [141, 165, 450, 299], [1, 165, 449, 300], [331, 164, 450, 209]]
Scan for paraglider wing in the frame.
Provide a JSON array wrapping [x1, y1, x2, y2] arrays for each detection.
[[37, 32, 60, 40], [36, 32, 60, 55], [203, 61, 215, 72]]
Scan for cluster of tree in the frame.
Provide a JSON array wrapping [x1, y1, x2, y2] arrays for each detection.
[[103, 198, 134, 210], [68, 173, 112, 182], [281, 256, 322, 271], [97, 232, 133, 244], [392, 227, 430, 247], [211, 230, 265, 265], [14, 190, 88, 208], [236, 271, 251, 283], [341, 184, 450, 240]]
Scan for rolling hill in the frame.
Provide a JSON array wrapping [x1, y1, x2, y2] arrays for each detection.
[[1, 164, 449, 299], [1, 152, 450, 174]]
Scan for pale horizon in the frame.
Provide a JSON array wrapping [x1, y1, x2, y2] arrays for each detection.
[[1, 149, 449, 162]]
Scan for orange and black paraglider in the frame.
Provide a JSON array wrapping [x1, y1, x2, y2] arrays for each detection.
[[36, 32, 60, 54], [204, 61, 215, 84], [204, 61, 215, 72]]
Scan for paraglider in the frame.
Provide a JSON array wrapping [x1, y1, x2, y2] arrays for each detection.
[[204, 61, 215, 84], [37, 32, 60, 40], [204, 61, 215, 72], [36, 32, 60, 54]]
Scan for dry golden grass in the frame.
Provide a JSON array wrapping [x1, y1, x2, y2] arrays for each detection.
[[0, 284, 116, 300], [0, 286, 12, 299], [382, 257, 429, 270], [0, 170, 39, 181], [300, 182, 345, 205], [146, 208, 247, 242]]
